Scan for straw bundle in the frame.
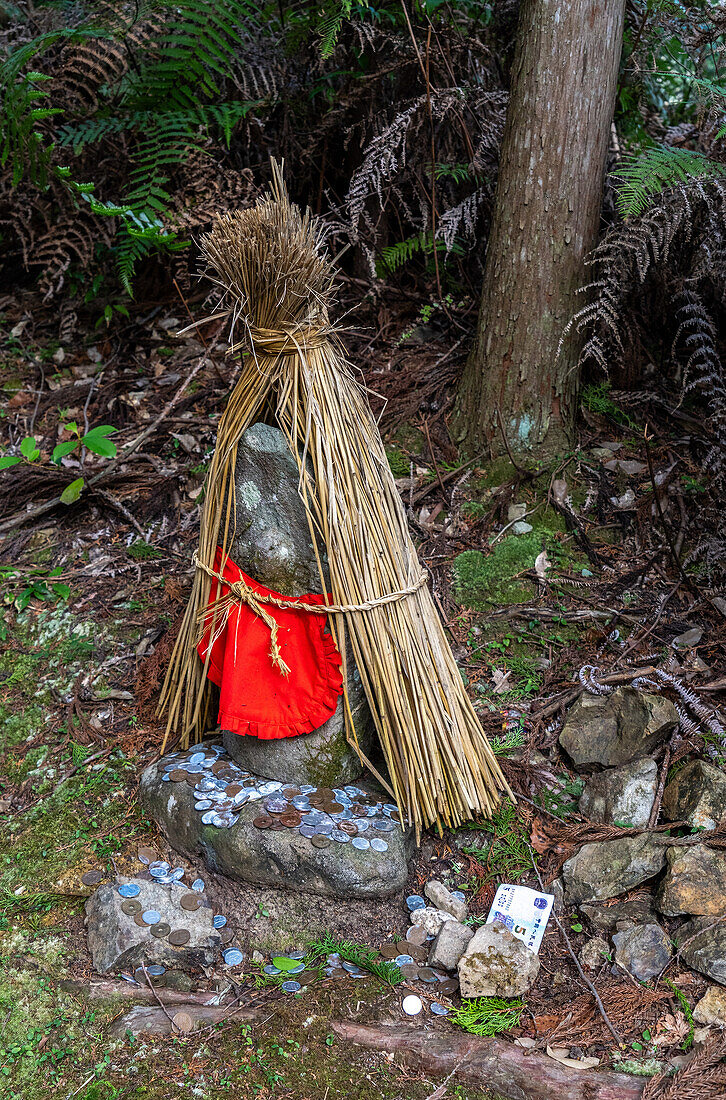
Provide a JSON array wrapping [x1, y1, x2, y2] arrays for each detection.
[[159, 165, 510, 834]]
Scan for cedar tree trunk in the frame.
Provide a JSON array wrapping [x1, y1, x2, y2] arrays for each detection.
[[453, 0, 626, 458]]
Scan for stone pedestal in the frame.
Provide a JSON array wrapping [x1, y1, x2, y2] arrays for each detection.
[[222, 422, 372, 786]]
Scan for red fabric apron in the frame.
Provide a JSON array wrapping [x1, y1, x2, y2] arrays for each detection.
[[197, 548, 343, 739]]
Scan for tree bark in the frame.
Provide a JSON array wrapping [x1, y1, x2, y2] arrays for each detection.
[[453, 0, 626, 458]]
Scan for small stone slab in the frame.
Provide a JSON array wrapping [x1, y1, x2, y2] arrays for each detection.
[[612, 922, 672, 981], [662, 760, 726, 831], [457, 922, 539, 998], [559, 687, 678, 768], [655, 844, 726, 917], [139, 757, 412, 900], [679, 917, 726, 985], [562, 834, 667, 905], [85, 878, 220, 975], [578, 757, 657, 828], [428, 920, 473, 970]]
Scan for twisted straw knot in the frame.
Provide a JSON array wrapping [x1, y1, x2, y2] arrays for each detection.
[[247, 323, 330, 357]]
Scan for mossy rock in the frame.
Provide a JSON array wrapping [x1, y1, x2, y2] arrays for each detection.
[[453, 533, 543, 609]]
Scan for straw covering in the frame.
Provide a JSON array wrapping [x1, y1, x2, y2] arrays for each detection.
[[159, 164, 510, 834]]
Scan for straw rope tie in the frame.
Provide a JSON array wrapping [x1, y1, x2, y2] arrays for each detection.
[[247, 324, 330, 357], [193, 552, 427, 677]]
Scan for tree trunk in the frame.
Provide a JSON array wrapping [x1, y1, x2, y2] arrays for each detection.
[[453, 0, 626, 459]]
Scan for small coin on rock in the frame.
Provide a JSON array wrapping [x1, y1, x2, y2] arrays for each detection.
[[282, 980, 301, 993], [121, 899, 142, 916], [280, 811, 302, 828], [406, 895, 426, 912], [180, 893, 202, 912], [223, 948, 243, 966], [408, 944, 429, 963], [338, 821, 358, 836], [134, 913, 148, 927], [370, 838, 388, 852], [399, 963, 420, 980], [311, 834, 331, 848], [172, 1011, 194, 1034], [406, 925, 427, 946], [81, 870, 103, 886], [169, 769, 189, 782], [137, 846, 158, 865], [118, 883, 141, 899], [168, 929, 191, 946], [151, 922, 171, 939], [191, 878, 205, 893], [213, 914, 227, 929], [418, 967, 438, 983], [253, 815, 274, 830], [141, 909, 161, 925]]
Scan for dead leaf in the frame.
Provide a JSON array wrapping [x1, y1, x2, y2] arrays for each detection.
[[491, 668, 512, 694], [552, 479, 568, 506], [534, 549, 551, 582], [546, 1046, 600, 1070]]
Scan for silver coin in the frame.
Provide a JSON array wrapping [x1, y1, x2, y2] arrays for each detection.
[[246, 790, 262, 802], [373, 819, 395, 833], [258, 781, 283, 795], [161, 773, 171, 782], [330, 829, 350, 844], [196, 778, 217, 792], [146, 964, 166, 977], [264, 797, 289, 813], [195, 799, 213, 810], [120, 972, 139, 985], [118, 883, 140, 898], [291, 796, 310, 810], [282, 980, 301, 992], [299, 825, 316, 838], [354, 819, 370, 833], [351, 837, 370, 850], [384, 803, 398, 814], [299, 784, 316, 795], [191, 878, 205, 892], [430, 1003, 449, 1016], [213, 914, 227, 928], [370, 838, 388, 852], [264, 964, 281, 975], [142, 910, 161, 925], [287, 962, 306, 974], [406, 895, 426, 911], [342, 961, 365, 975], [394, 954, 414, 967], [233, 790, 250, 805], [201, 811, 216, 825], [289, 951, 306, 960], [223, 948, 244, 966], [212, 812, 238, 828], [301, 812, 325, 826], [170, 867, 185, 880], [314, 821, 333, 835], [189, 752, 206, 765], [344, 786, 362, 797], [149, 861, 169, 874]]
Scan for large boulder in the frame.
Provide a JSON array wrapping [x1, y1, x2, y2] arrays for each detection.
[[221, 422, 372, 786], [457, 922, 540, 998], [662, 760, 726, 831], [563, 834, 668, 904], [139, 753, 411, 900], [559, 687, 678, 768], [578, 757, 657, 828], [655, 845, 726, 917]]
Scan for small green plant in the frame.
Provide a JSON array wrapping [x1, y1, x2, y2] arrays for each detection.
[[663, 978, 694, 1050], [580, 382, 638, 430], [460, 798, 532, 881], [0, 565, 70, 612], [126, 540, 159, 560], [450, 996, 525, 1036], [305, 933, 403, 985], [0, 422, 118, 507]]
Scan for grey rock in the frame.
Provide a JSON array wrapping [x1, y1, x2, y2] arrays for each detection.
[[693, 985, 726, 1025], [424, 879, 468, 921], [428, 920, 474, 970], [655, 845, 726, 918], [139, 757, 411, 900], [563, 834, 668, 904], [222, 422, 372, 786], [673, 627, 703, 648], [410, 906, 456, 937], [679, 917, 726, 985], [612, 922, 672, 982], [458, 922, 540, 998], [579, 936, 610, 970], [512, 521, 533, 535], [580, 896, 656, 932], [85, 878, 220, 975], [550, 877, 565, 914], [559, 687, 678, 768], [662, 760, 726, 831], [579, 758, 658, 828]]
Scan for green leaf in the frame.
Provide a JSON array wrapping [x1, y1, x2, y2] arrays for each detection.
[[19, 436, 39, 460], [82, 425, 118, 458], [271, 957, 300, 972], [60, 477, 84, 505], [0, 456, 22, 470], [51, 583, 70, 599], [52, 440, 79, 464]]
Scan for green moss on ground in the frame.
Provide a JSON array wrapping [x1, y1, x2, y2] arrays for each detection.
[[454, 532, 543, 608]]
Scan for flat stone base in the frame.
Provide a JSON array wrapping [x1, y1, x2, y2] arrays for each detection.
[[139, 747, 412, 900]]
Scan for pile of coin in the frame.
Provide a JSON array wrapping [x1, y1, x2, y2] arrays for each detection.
[[160, 742, 403, 853]]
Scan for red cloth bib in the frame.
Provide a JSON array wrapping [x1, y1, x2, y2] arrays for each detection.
[[197, 548, 343, 740]]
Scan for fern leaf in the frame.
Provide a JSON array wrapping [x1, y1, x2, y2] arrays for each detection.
[[614, 145, 726, 219]]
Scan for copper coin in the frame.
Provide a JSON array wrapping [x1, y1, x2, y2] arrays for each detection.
[[218, 927, 234, 944], [81, 870, 103, 886], [180, 893, 202, 912], [134, 913, 147, 927], [253, 815, 273, 829], [172, 1010, 194, 1034], [338, 821, 358, 836], [406, 926, 427, 947], [285, 788, 301, 798], [121, 900, 142, 916], [327, 802, 343, 813], [311, 834, 330, 848], [269, 820, 286, 831], [169, 769, 189, 782], [380, 943, 400, 959], [280, 811, 302, 828], [212, 761, 228, 775], [317, 787, 334, 798], [439, 978, 459, 995], [186, 775, 200, 787], [352, 806, 369, 818], [418, 967, 437, 982], [225, 783, 243, 796], [137, 846, 159, 864], [308, 798, 325, 809], [169, 929, 191, 946], [151, 922, 171, 939], [399, 963, 420, 980], [409, 944, 429, 963]]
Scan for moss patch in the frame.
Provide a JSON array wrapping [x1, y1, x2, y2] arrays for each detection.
[[454, 533, 543, 608]]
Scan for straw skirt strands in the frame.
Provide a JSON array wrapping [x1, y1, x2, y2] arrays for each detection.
[[159, 166, 510, 834]]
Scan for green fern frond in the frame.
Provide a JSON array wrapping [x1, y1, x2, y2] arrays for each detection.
[[305, 932, 403, 985], [318, 0, 353, 59], [450, 996, 525, 1037], [614, 144, 726, 219]]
